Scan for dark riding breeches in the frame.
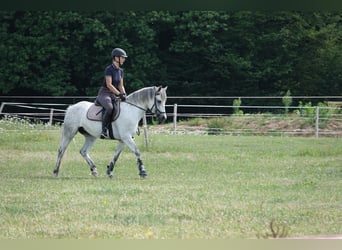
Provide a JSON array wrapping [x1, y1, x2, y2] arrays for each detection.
[[96, 87, 116, 132], [96, 87, 115, 114]]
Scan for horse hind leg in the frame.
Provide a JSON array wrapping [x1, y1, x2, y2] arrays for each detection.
[[53, 124, 77, 177], [80, 134, 98, 177]]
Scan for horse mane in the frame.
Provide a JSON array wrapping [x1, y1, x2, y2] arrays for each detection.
[[126, 86, 155, 104]]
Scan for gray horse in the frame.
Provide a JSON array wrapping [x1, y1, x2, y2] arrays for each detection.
[[53, 86, 167, 178]]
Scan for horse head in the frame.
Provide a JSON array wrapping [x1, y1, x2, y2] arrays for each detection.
[[153, 86, 168, 123]]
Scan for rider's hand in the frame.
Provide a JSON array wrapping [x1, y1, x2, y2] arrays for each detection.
[[119, 93, 126, 101]]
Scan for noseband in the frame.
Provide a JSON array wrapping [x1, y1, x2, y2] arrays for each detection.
[[148, 93, 166, 116]]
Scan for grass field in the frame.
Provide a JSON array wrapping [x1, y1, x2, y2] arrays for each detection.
[[0, 118, 341, 239]]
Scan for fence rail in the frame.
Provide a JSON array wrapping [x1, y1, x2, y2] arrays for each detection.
[[1, 96, 341, 137]]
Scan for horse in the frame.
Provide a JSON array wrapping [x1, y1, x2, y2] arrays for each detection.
[[53, 86, 167, 178]]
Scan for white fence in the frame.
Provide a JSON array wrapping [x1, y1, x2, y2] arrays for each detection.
[[0, 102, 68, 124], [167, 103, 341, 137], [0, 96, 341, 137]]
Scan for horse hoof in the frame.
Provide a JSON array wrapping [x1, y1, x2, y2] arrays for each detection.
[[53, 169, 59, 177], [106, 165, 114, 179], [139, 170, 147, 179], [91, 168, 98, 177]]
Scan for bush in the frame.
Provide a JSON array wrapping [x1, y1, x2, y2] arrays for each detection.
[[296, 101, 339, 128], [232, 98, 243, 116], [207, 118, 227, 135], [282, 90, 292, 115], [0, 115, 53, 130]]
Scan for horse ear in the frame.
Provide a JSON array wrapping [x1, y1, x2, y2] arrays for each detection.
[[163, 86, 168, 91], [157, 86, 162, 92]]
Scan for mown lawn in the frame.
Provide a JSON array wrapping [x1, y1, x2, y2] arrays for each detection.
[[0, 120, 341, 239]]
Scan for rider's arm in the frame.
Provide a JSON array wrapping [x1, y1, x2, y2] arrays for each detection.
[[118, 79, 126, 95], [105, 76, 121, 95]]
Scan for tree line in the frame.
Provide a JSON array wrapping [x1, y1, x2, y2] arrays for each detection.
[[0, 11, 341, 99]]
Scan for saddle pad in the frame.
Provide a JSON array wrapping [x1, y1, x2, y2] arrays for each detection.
[[86, 102, 120, 122]]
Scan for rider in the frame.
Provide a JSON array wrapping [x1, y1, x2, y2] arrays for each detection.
[[96, 48, 128, 139]]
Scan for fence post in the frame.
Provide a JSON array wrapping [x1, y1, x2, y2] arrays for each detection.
[[173, 103, 178, 132], [0, 102, 5, 114], [315, 106, 319, 138], [49, 108, 54, 126], [143, 114, 149, 147]]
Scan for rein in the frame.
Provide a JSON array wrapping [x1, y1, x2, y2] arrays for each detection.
[[124, 91, 166, 115], [124, 100, 148, 112]]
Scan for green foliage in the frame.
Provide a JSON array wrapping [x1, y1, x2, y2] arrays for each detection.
[[297, 101, 316, 127], [0, 115, 57, 130], [178, 117, 207, 127], [317, 102, 339, 128], [0, 11, 341, 97], [232, 97, 243, 115], [282, 90, 292, 115], [207, 117, 227, 135], [296, 101, 338, 128]]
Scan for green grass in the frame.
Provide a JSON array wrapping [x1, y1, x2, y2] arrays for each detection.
[[0, 119, 341, 239]]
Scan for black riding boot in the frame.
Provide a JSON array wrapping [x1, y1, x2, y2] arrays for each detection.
[[101, 110, 112, 139]]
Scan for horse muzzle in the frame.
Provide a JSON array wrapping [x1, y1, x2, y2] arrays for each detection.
[[156, 112, 167, 123]]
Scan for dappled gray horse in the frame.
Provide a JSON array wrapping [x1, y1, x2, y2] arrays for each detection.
[[53, 86, 167, 178]]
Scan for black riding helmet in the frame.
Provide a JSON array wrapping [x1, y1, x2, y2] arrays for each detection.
[[111, 48, 128, 58]]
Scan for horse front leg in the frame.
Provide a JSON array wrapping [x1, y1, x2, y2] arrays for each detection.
[[137, 158, 147, 178], [107, 142, 125, 179], [123, 137, 147, 178]]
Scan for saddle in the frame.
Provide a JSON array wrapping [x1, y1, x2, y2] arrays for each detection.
[[86, 99, 121, 122]]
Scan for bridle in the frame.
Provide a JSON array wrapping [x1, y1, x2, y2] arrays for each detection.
[[124, 91, 166, 116]]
